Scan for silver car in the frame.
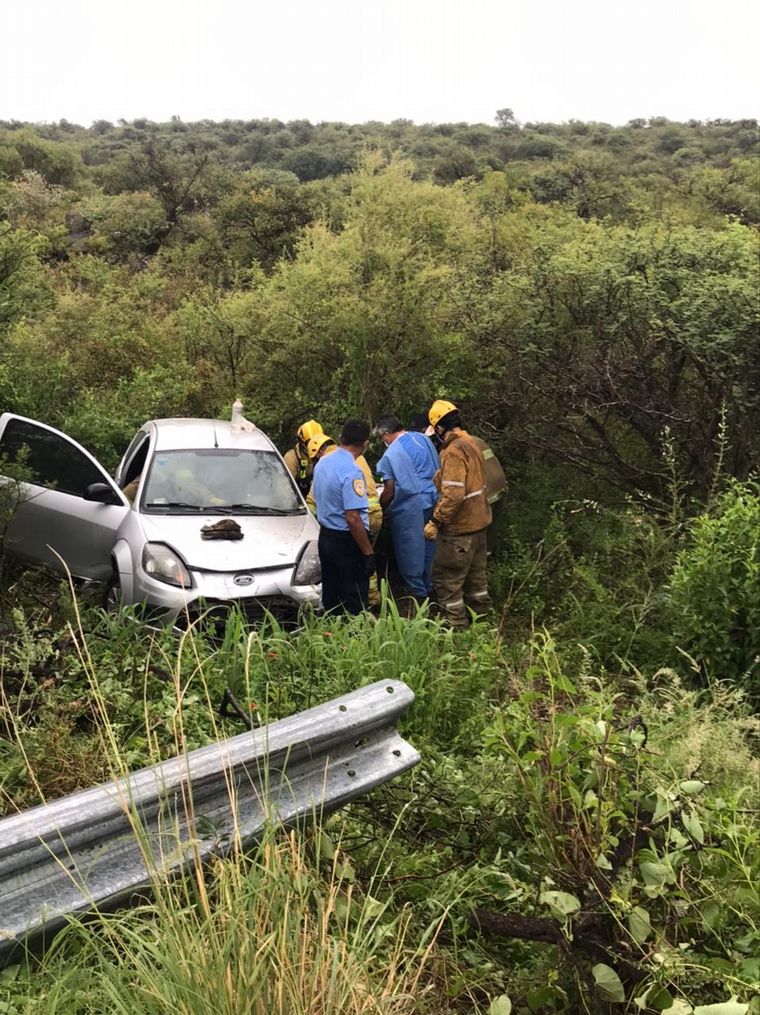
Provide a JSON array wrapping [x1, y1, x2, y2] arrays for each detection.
[[0, 413, 321, 626]]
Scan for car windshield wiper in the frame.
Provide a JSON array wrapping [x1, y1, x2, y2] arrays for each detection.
[[145, 501, 205, 511], [199, 503, 304, 515]]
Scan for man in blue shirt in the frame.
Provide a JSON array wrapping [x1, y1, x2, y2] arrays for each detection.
[[375, 414, 439, 600], [311, 418, 375, 614]]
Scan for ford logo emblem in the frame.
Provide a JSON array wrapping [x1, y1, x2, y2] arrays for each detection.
[[233, 574, 254, 587]]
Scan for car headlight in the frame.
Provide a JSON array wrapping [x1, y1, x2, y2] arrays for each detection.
[[292, 540, 321, 586], [142, 543, 192, 588]]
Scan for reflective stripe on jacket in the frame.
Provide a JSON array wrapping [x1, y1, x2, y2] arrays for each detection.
[[432, 429, 491, 535]]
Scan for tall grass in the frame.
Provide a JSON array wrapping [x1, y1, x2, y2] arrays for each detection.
[[1, 588, 487, 812], [28, 824, 445, 1015], [205, 593, 497, 747], [1, 590, 461, 1013]]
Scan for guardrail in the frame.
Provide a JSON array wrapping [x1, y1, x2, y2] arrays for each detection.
[[0, 679, 419, 965]]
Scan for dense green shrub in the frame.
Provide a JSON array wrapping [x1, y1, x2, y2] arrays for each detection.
[[670, 482, 760, 703], [346, 632, 760, 1009], [83, 191, 168, 258], [488, 498, 677, 673], [6, 129, 81, 186], [0, 226, 53, 333]]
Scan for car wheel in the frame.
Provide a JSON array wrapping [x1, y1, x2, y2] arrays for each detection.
[[102, 572, 122, 612]]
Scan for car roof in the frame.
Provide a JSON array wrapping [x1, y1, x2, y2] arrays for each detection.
[[146, 419, 278, 453]]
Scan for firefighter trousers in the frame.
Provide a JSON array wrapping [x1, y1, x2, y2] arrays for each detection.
[[432, 528, 491, 628]]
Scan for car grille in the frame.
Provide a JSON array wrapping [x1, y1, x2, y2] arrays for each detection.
[[175, 595, 303, 631]]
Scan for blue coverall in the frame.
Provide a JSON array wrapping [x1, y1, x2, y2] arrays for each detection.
[[377, 431, 439, 598]]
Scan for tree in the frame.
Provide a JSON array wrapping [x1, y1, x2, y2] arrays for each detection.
[[180, 283, 267, 392], [84, 191, 169, 258], [686, 158, 760, 224], [232, 154, 480, 429], [432, 143, 479, 185], [9, 130, 81, 186], [0, 143, 23, 179], [213, 172, 314, 271], [462, 213, 760, 504], [495, 108, 518, 131], [530, 151, 631, 220], [128, 138, 215, 228], [282, 144, 353, 182], [0, 226, 52, 334]]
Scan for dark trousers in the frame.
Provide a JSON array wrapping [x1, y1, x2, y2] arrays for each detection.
[[318, 527, 369, 615]]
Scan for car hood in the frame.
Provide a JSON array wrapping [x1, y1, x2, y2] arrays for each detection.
[[138, 512, 317, 571]]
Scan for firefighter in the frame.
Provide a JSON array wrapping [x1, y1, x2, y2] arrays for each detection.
[[310, 419, 375, 615], [374, 414, 439, 600], [283, 420, 323, 497], [423, 400, 492, 628]]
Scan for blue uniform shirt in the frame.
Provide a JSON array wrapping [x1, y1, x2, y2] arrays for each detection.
[[312, 448, 369, 531], [377, 431, 439, 513]]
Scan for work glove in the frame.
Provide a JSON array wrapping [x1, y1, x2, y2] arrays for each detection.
[[423, 520, 439, 541], [363, 553, 377, 579]]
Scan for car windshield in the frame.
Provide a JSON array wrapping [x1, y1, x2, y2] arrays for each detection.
[[141, 449, 304, 514]]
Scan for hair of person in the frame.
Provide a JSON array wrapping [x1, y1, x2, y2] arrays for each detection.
[[374, 414, 403, 437], [340, 418, 371, 446], [409, 412, 429, 431], [438, 409, 462, 432]]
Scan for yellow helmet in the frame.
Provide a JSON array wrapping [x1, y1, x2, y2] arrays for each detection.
[[428, 399, 458, 427], [307, 433, 336, 460], [297, 419, 323, 443]]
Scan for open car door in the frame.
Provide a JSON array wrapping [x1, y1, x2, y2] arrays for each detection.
[[0, 414, 130, 581]]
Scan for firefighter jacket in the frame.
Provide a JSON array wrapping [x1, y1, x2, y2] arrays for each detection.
[[472, 437, 507, 506], [356, 454, 383, 536], [283, 446, 312, 496], [432, 429, 491, 535], [306, 447, 383, 536]]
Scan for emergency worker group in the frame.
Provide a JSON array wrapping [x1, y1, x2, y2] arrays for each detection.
[[282, 401, 506, 629]]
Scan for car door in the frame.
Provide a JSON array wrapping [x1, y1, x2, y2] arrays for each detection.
[[114, 428, 151, 490], [0, 414, 129, 581]]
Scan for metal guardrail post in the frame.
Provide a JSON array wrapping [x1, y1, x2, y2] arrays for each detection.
[[0, 679, 419, 964]]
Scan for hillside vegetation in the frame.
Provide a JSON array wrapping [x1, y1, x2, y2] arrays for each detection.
[[0, 115, 758, 1012]]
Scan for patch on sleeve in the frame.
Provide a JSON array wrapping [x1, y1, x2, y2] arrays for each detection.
[[352, 477, 366, 497]]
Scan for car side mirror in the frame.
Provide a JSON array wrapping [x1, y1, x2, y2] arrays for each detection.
[[84, 482, 122, 506]]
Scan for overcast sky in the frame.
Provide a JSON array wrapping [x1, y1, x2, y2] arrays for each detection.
[[3, 0, 758, 126]]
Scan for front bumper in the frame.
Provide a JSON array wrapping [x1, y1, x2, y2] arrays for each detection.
[[126, 563, 321, 628]]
